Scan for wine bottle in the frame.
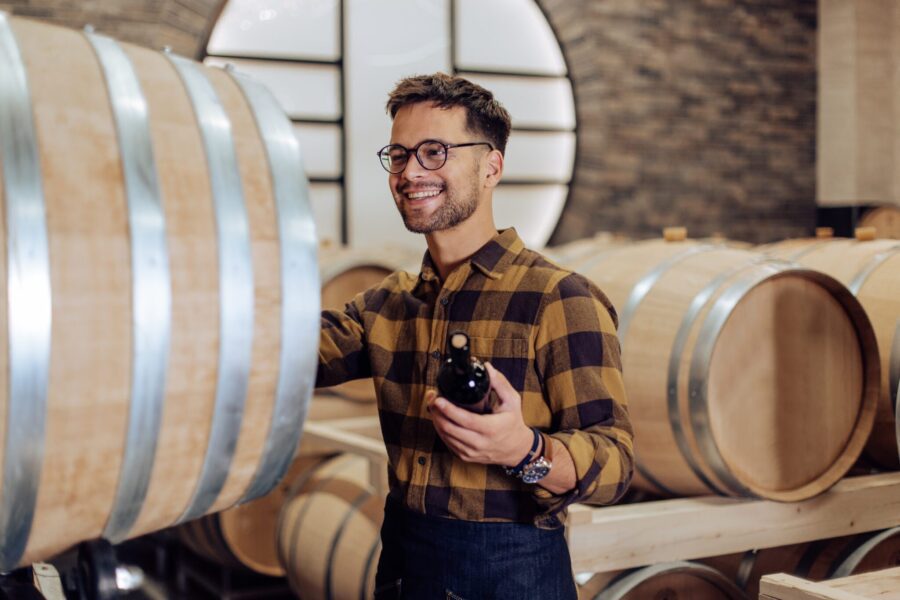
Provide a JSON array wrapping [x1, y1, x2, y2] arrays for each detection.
[[436, 331, 492, 413]]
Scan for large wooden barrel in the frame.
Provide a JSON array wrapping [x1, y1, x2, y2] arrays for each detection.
[[277, 453, 382, 600], [587, 562, 746, 600], [0, 14, 319, 569], [859, 206, 900, 239], [703, 527, 900, 598], [175, 455, 328, 576], [571, 237, 879, 500], [761, 233, 900, 469], [544, 232, 630, 270]]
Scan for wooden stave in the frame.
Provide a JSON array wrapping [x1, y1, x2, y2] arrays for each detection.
[[859, 206, 900, 240], [0, 14, 317, 568], [569, 239, 879, 500]]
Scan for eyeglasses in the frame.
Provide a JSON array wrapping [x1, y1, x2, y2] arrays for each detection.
[[376, 139, 494, 174]]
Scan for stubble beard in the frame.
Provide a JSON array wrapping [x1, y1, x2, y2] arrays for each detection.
[[395, 175, 480, 234]]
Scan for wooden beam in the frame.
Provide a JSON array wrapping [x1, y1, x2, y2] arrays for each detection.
[[567, 473, 900, 573], [759, 567, 900, 600]]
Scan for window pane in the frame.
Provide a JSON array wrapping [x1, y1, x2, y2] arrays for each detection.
[[309, 183, 342, 249], [503, 131, 575, 182], [493, 184, 568, 249], [207, 0, 340, 60], [293, 123, 342, 178], [456, 0, 566, 76], [461, 73, 575, 130], [204, 58, 341, 120]]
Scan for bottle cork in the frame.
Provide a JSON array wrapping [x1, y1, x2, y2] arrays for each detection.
[[855, 227, 877, 242], [815, 227, 834, 239], [663, 227, 688, 242]]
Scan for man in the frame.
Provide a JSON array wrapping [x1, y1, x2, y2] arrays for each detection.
[[316, 72, 633, 599]]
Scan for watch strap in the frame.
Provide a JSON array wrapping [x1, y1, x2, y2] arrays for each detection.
[[505, 427, 540, 476]]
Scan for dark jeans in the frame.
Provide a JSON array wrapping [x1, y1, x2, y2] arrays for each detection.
[[374, 498, 577, 600]]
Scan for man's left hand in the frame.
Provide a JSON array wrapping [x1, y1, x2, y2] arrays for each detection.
[[428, 362, 534, 467]]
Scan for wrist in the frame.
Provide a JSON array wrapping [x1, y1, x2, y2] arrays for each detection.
[[508, 425, 535, 468]]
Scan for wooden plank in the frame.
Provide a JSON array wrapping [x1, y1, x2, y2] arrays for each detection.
[[567, 473, 900, 573], [759, 573, 869, 600], [299, 420, 388, 463], [826, 567, 900, 599]]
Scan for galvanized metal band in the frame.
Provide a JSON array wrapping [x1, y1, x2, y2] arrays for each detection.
[[0, 12, 52, 572], [735, 549, 758, 591], [227, 72, 319, 504], [84, 32, 172, 544], [847, 243, 900, 295], [618, 244, 718, 345], [688, 262, 792, 497], [667, 257, 769, 496], [829, 526, 900, 579], [325, 489, 372, 600], [593, 561, 745, 600], [782, 239, 833, 261], [167, 54, 254, 523]]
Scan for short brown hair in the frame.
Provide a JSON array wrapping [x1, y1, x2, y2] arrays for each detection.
[[386, 72, 512, 155]]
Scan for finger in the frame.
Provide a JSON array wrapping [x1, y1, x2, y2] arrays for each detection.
[[433, 414, 483, 449], [484, 362, 521, 410], [432, 397, 484, 432]]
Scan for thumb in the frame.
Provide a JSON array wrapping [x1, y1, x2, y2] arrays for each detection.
[[485, 362, 521, 413]]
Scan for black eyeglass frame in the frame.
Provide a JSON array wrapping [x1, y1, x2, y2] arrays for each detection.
[[376, 139, 495, 174]]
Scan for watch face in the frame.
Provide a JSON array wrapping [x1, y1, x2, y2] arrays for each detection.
[[521, 458, 551, 484]]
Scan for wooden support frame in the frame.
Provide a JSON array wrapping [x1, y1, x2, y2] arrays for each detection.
[[297, 417, 900, 578], [567, 473, 900, 573], [759, 567, 900, 600]]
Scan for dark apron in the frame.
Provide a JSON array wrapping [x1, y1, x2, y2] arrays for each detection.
[[374, 497, 578, 600]]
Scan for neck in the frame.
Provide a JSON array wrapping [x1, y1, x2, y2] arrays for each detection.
[[425, 200, 497, 281]]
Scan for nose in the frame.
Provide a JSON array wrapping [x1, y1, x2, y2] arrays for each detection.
[[399, 152, 427, 180]]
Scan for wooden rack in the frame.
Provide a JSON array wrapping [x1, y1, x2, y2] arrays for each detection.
[[300, 417, 900, 575]]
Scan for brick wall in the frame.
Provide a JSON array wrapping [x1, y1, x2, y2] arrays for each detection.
[[0, 0, 224, 59], [539, 0, 818, 244]]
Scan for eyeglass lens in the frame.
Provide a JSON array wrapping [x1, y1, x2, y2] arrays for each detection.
[[381, 141, 448, 173]]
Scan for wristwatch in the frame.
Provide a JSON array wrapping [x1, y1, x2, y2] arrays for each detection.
[[520, 433, 553, 484]]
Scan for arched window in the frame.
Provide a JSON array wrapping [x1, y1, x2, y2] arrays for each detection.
[[205, 0, 575, 251]]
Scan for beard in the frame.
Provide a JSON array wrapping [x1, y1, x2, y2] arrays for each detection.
[[394, 175, 480, 234]]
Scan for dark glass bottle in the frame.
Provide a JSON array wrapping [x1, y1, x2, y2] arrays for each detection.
[[436, 331, 492, 413]]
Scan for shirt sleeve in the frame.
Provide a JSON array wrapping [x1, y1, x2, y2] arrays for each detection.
[[316, 291, 372, 388], [531, 272, 635, 521]]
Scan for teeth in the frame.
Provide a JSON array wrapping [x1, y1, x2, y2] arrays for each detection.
[[407, 189, 442, 199]]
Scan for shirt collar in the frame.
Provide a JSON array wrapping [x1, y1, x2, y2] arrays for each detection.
[[417, 228, 524, 284]]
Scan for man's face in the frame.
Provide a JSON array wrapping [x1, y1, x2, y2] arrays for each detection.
[[388, 103, 484, 234]]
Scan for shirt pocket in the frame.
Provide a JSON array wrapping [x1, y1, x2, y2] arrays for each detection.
[[467, 336, 529, 392]]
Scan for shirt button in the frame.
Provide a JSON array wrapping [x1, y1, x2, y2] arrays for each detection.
[[432, 350, 440, 359], [440, 297, 449, 306], [417, 456, 427, 466]]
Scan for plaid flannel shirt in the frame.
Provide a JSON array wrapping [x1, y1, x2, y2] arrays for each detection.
[[316, 228, 634, 528]]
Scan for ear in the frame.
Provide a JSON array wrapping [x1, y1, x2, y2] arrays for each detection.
[[483, 149, 504, 189]]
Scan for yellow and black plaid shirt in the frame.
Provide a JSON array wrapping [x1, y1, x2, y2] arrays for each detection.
[[316, 228, 634, 528]]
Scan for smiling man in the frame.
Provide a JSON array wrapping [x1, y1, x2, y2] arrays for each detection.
[[316, 73, 634, 599]]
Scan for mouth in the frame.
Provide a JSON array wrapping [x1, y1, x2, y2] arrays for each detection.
[[400, 186, 444, 204]]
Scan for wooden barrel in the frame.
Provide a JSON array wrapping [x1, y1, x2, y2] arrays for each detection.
[[859, 206, 900, 239], [587, 562, 747, 600], [0, 14, 319, 569], [761, 234, 900, 469], [277, 453, 382, 600], [175, 454, 328, 576], [571, 238, 879, 500], [544, 232, 630, 270], [703, 527, 900, 598]]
